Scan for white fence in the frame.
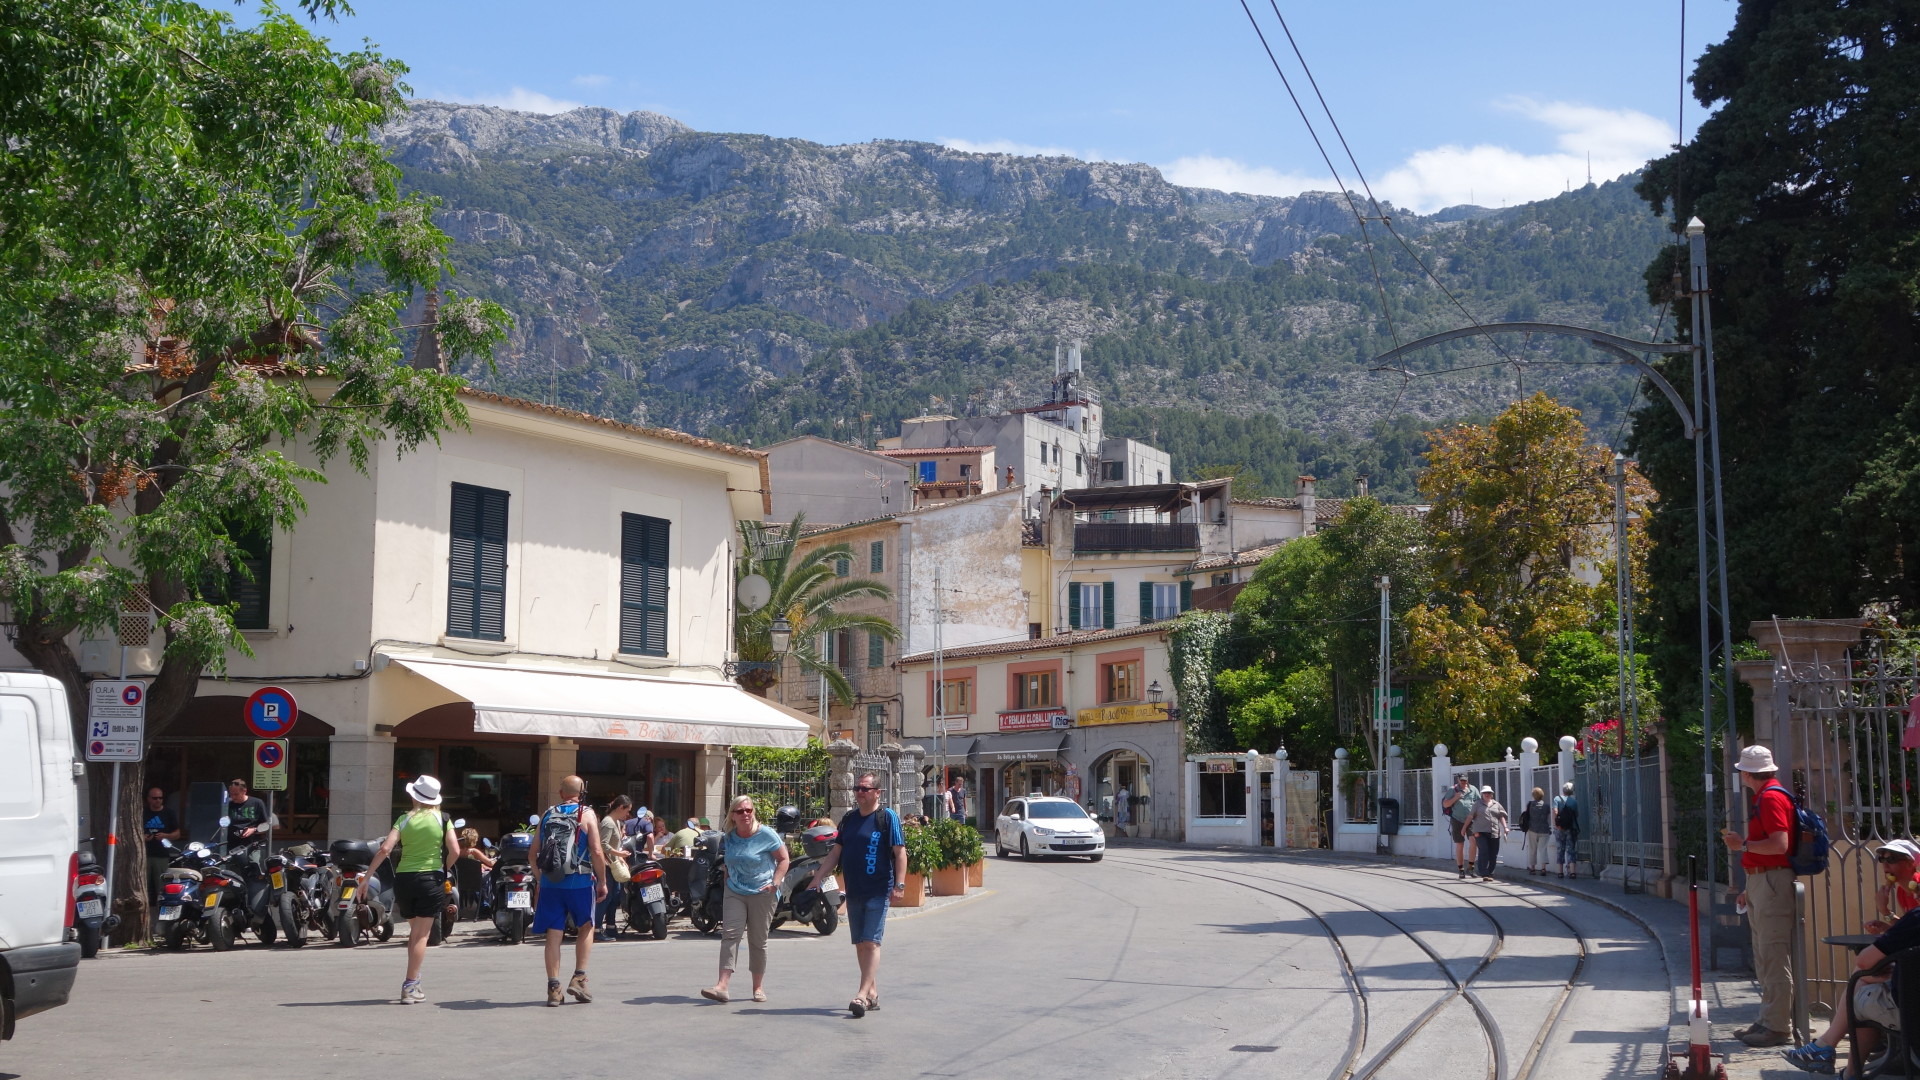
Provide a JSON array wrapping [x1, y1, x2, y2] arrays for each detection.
[[1325, 738, 1573, 867]]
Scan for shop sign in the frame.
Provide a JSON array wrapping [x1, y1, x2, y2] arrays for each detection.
[[999, 709, 1068, 732], [1204, 759, 1239, 774], [1075, 703, 1163, 727]]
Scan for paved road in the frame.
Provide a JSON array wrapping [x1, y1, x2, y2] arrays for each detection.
[[1, 848, 1672, 1079]]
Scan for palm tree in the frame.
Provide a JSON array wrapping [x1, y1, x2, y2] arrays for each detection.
[[734, 516, 898, 703]]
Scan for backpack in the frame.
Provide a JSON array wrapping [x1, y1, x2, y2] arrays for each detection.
[[1554, 796, 1578, 831], [537, 803, 591, 881], [1761, 782, 1831, 876]]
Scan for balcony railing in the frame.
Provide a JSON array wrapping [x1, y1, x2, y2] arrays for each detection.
[[1073, 521, 1198, 552]]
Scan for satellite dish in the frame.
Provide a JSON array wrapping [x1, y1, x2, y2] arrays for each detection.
[[738, 574, 772, 613]]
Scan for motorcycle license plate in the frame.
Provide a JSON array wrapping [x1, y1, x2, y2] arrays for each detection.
[[270, 871, 285, 889], [203, 894, 219, 909], [157, 905, 182, 921], [639, 884, 663, 903], [76, 899, 104, 919], [507, 891, 532, 910], [340, 883, 355, 901]]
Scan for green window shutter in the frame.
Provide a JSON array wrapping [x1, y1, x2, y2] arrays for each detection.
[[1181, 579, 1194, 612], [619, 513, 671, 656], [868, 631, 885, 668], [1139, 581, 1154, 623], [1068, 583, 1082, 630], [1102, 581, 1115, 630], [870, 540, 884, 573], [448, 483, 508, 640]]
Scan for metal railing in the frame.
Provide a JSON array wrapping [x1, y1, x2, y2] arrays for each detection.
[[1073, 521, 1198, 552], [1342, 768, 1435, 826]]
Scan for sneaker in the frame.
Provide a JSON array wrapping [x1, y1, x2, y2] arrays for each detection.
[[1741, 1028, 1792, 1048], [1782, 1042, 1836, 1074], [400, 980, 425, 1005], [547, 980, 563, 1007], [568, 972, 592, 1004], [1457, 865, 1467, 879]]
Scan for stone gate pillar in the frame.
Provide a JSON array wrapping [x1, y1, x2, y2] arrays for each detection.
[[827, 739, 859, 825]]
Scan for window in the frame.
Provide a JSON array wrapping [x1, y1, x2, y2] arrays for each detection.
[[203, 526, 272, 630], [918, 461, 937, 483], [1069, 581, 1113, 631], [868, 630, 886, 669], [865, 704, 887, 750], [1197, 764, 1248, 817], [1101, 460, 1124, 482], [833, 629, 857, 672], [448, 483, 508, 640], [937, 677, 972, 716], [1038, 441, 1049, 464], [1157, 470, 1165, 484], [1053, 442, 1062, 466], [1101, 660, 1140, 703], [618, 512, 670, 655], [1142, 582, 1181, 622], [1075, 453, 1084, 476], [1015, 670, 1057, 708], [869, 539, 885, 573], [834, 556, 850, 577], [959, 463, 972, 479], [1028, 622, 1043, 640]]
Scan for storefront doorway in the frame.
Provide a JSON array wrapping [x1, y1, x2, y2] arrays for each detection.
[[1092, 749, 1152, 838]]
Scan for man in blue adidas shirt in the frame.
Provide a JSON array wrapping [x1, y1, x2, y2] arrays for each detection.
[[809, 771, 906, 1018]]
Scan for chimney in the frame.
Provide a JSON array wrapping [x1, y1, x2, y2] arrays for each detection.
[[1355, 474, 1369, 498], [1297, 475, 1317, 533]]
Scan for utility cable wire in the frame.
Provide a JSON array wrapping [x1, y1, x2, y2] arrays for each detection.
[[1234, 0, 1402, 351]]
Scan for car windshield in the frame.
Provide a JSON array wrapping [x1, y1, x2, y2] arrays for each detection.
[[1026, 802, 1090, 820]]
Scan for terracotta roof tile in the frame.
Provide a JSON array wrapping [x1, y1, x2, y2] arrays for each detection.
[[899, 622, 1170, 665], [873, 445, 995, 457]]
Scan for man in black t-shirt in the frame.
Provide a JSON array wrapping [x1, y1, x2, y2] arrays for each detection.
[[224, 778, 269, 863], [142, 787, 181, 901]]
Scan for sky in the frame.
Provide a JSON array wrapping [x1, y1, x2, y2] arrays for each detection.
[[302, 0, 1739, 214]]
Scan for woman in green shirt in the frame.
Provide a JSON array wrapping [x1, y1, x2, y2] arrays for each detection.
[[365, 775, 461, 1004]]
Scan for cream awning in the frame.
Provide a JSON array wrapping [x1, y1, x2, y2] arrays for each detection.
[[390, 658, 810, 749]]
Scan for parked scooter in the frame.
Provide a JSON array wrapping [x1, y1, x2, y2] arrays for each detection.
[[70, 840, 110, 958], [425, 818, 467, 947], [153, 839, 221, 950], [686, 829, 726, 937], [264, 846, 312, 947], [204, 834, 277, 950], [328, 838, 395, 947], [488, 821, 536, 945], [768, 808, 840, 936], [623, 849, 670, 940]]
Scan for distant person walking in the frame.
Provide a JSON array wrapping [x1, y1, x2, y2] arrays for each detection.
[[1442, 775, 1479, 880], [533, 776, 608, 1006], [1518, 787, 1552, 875], [1722, 745, 1796, 1048], [1552, 782, 1580, 879], [597, 795, 633, 936], [363, 776, 460, 1004], [700, 796, 788, 1004], [142, 787, 181, 903], [808, 771, 906, 1018], [1468, 786, 1509, 882]]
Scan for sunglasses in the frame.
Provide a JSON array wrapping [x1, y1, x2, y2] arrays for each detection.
[[1880, 854, 1912, 863], [853, 785, 878, 793], [731, 808, 754, 816]]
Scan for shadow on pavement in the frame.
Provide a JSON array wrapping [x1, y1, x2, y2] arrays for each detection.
[[624, 995, 700, 1006], [735, 1007, 848, 1017], [276, 999, 391, 1007], [433, 999, 546, 1010]]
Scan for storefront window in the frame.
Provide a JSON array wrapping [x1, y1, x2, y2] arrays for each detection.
[[1197, 764, 1248, 818], [394, 744, 534, 832], [652, 757, 683, 826], [1092, 750, 1151, 827]]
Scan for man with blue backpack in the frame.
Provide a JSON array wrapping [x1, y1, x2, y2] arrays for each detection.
[[532, 775, 609, 1007], [1722, 745, 1804, 1048]]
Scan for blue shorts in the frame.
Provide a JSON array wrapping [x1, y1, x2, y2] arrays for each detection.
[[532, 884, 594, 933], [845, 892, 890, 945]]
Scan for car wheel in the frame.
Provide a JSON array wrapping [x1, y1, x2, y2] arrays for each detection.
[[997, 832, 1013, 858], [1019, 835, 1032, 861], [1088, 853, 1103, 862]]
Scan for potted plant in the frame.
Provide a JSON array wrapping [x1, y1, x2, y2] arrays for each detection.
[[899, 823, 934, 907], [929, 819, 981, 896], [962, 821, 987, 887]]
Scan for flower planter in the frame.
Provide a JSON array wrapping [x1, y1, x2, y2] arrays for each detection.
[[967, 859, 984, 888], [930, 866, 968, 896], [897, 874, 925, 907]]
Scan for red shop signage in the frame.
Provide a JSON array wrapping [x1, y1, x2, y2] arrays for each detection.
[[999, 709, 1067, 732]]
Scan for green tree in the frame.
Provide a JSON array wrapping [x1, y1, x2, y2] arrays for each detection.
[[1634, 0, 1920, 715], [733, 517, 897, 704], [0, 0, 508, 933]]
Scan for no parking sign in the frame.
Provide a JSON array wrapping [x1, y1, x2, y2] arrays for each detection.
[[253, 739, 288, 791], [244, 685, 298, 739]]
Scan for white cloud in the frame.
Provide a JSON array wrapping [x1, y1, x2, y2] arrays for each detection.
[[571, 74, 611, 88], [939, 137, 1101, 160], [1376, 98, 1673, 212], [450, 87, 586, 115], [1158, 155, 1324, 198]]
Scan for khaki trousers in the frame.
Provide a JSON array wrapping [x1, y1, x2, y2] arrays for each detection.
[[1745, 868, 1796, 1033], [720, 888, 775, 977]]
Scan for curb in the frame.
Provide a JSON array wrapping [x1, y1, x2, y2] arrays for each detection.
[[888, 887, 996, 922]]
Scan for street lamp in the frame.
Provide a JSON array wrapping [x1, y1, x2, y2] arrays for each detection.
[[726, 612, 792, 680], [770, 613, 791, 655], [1148, 680, 1164, 704]]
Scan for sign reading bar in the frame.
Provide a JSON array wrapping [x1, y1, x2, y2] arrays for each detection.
[[998, 709, 1069, 733], [1075, 703, 1163, 728]]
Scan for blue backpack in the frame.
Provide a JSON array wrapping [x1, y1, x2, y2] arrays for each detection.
[[1762, 782, 1830, 876]]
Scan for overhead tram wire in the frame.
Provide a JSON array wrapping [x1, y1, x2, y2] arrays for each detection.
[[1234, 0, 1403, 353], [1263, 0, 1523, 382]]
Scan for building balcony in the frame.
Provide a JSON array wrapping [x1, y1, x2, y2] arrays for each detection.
[[1073, 521, 1199, 553]]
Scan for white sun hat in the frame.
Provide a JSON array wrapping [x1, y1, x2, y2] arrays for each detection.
[[406, 774, 444, 806], [1734, 745, 1778, 773]]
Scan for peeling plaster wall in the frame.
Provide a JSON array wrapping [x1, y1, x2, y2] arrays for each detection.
[[903, 488, 1030, 656]]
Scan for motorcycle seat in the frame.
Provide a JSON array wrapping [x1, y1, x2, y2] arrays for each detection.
[[162, 868, 203, 881]]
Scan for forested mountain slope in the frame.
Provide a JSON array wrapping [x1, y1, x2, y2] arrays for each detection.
[[386, 101, 1672, 498]]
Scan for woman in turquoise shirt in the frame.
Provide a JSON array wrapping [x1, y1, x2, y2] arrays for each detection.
[[699, 796, 788, 1004]]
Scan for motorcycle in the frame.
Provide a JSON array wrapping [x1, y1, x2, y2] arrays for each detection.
[[204, 835, 277, 950], [686, 829, 726, 937], [425, 818, 467, 947], [153, 839, 221, 950], [264, 847, 312, 947], [487, 822, 536, 945], [70, 840, 110, 958], [328, 838, 395, 947], [622, 849, 669, 940], [768, 808, 840, 936]]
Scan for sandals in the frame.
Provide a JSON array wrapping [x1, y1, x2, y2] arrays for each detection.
[[751, 989, 767, 1003], [849, 996, 868, 1018], [700, 986, 730, 1004]]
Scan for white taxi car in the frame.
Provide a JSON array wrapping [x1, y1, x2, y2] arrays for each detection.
[[995, 796, 1105, 861]]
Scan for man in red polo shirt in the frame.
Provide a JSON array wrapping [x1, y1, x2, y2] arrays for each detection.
[[1721, 744, 1796, 1047]]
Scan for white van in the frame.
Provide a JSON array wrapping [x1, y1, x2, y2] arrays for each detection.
[[0, 672, 81, 1040]]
